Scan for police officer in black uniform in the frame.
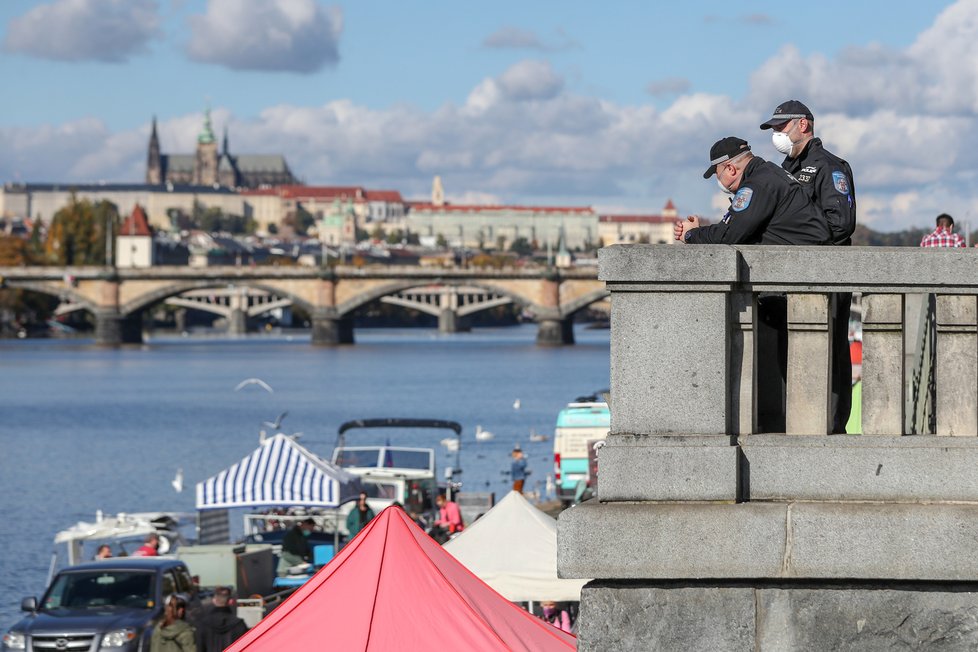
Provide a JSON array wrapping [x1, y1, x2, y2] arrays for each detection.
[[675, 136, 830, 432], [761, 100, 856, 433], [676, 136, 829, 245]]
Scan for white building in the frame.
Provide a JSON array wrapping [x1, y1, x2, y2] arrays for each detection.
[[116, 205, 154, 268]]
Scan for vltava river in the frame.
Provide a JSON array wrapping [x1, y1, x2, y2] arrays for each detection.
[[0, 325, 609, 629]]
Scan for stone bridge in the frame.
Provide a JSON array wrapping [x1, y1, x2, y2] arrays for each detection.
[[0, 265, 606, 346]]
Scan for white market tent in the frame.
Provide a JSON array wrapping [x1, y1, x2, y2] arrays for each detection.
[[443, 490, 589, 602], [196, 433, 361, 510]]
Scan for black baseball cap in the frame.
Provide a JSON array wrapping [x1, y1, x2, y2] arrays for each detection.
[[703, 137, 751, 178], [759, 100, 814, 130]]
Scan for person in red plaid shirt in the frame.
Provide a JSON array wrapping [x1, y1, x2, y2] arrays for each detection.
[[920, 213, 965, 248]]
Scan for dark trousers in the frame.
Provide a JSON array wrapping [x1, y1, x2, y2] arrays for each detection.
[[831, 293, 853, 434], [756, 295, 787, 433], [756, 293, 852, 434]]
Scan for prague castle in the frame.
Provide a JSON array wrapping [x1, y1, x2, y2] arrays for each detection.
[[146, 109, 299, 189]]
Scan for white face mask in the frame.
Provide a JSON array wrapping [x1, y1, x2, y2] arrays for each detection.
[[771, 123, 795, 155], [716, 175, 734, 195]]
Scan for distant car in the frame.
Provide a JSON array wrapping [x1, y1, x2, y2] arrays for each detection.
[[2, 557, 197, 652]]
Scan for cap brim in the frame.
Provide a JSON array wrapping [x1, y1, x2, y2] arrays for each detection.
[[759, 118, 791, 130], [703, 164, 717, 179]]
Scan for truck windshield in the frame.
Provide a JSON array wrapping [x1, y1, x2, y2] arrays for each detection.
[[43, 571, 155, 611]]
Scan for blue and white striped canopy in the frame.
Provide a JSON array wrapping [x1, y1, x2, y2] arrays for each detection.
[[196, 433, 360, 510]]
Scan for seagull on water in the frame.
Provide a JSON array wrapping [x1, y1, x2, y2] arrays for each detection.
[[512, 398, 521, 410], [171, 468, 184, 493], [234, 378, 274, 394]]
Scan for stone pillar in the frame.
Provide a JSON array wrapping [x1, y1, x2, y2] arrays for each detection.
[[227, 308, 248, 335], [311, 310, 354, 346], [535, 272, 574, 346], [535, 317, 574, 346], [935, 294, 978, 436], [729, 291, 755, 436], [438, 309, 459, 333], [862, 293, 905, 435], [786, 293, 831, 435], [93, 276, 143, 346]]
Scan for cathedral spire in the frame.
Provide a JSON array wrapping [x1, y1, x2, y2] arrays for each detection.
[[222, 125, 229, 156], [146, 115, 162, 184], [198, 107, 215, 145]]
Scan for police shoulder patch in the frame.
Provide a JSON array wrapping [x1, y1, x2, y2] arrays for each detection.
[[731, 187, 753, 212], [832, 171, 850, 195]]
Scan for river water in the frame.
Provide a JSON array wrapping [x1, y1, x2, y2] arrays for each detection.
[[0, 324, 609, 630]]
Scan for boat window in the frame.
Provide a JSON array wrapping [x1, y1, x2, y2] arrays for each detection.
[[43, 571, 155, 610], [175, 567, 194, 594], [361, 482, 399, 500], [384, 449, 431, 471], [161, 571, 176, 598], [334, 448, 381, 468]]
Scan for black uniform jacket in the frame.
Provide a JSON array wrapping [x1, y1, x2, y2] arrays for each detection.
[[782, 138, 856, 246], [687, 156, 830, 245]]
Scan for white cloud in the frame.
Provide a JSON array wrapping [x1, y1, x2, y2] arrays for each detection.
[[481, 26, 578, 52], [9, 0, 978, 231], [185, 0, 342, 73], [2, 0, 161, 63]]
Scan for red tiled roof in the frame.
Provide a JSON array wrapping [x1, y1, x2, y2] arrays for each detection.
[[599, 214, 673, 224], [279, 185, 365, 200], [364, 190, 404, 202], [119, 205, 152, 236], [410, 203, 594, 214]]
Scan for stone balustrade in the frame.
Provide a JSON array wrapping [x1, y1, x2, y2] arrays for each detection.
[[560, 244, 978, 651]]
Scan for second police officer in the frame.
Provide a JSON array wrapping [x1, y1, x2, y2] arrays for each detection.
[[761, 100, 856, 434]]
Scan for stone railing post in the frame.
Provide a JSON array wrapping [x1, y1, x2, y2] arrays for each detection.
[[862, 293, 905, 435], [729, 291, 755, 436], [786, 293, 831, 435], [935, 295, 978, 436]]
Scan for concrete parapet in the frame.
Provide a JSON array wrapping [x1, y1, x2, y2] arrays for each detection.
[[597, 435, 738, 501], [741, 434, 978, 502], [559, 499, 978, 581], [578, 582, 978, 652]]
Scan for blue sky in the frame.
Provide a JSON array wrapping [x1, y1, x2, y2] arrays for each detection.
[[0, 0, 969, 230]]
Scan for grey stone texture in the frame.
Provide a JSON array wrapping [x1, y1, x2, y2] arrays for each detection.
[[611, 291, 730, 435], [862, 293, 906, 435], [559, 499, 978, 581], [936, 295, 978, 436], [597, 434, 739, 501], [741, 434, 978, 502], [579, 582, 978, 652], [786, 293, 832, 434]]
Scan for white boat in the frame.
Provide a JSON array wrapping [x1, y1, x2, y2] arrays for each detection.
[[54, 511, 193, 565]]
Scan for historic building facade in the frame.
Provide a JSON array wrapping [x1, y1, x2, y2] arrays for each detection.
[[146, 110, 299, 189]]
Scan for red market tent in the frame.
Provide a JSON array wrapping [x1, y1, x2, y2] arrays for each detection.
[[227, 506, 577, 651]]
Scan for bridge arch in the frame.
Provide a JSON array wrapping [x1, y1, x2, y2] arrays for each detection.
[[4, 280, 98, 316], [336, 279, 537, 318], [120, 280, 315, 317], [560, 288, 611, 317]]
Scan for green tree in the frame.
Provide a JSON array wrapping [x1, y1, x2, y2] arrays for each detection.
[[370, 224, 386, 240], [509, 236, 534, 257], [386, 229, 404, 245], [44, 197, 117, 265], [436, 233, 448, 248]]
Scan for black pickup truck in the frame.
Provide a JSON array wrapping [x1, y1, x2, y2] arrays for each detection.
[[2, 558, 197, 652]]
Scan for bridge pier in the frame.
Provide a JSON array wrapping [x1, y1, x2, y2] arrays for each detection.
[[311, 313, 354, 346], [95, 310, 143, 346], [228, 308, 248, 336], [438, 309, 470, 333], [536, 318, 575, 346]]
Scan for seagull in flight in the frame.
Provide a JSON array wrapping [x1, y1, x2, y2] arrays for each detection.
[[262, 411, 288, 432], [234, 378, 274, 394]]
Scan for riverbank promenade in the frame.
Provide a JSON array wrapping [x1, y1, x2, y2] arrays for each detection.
[[560, 244, 978, 650]]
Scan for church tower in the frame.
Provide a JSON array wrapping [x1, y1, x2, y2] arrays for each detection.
[[431, 175, 445, 206], [146, 116, 162, 184], [193, 108, 219, 186]]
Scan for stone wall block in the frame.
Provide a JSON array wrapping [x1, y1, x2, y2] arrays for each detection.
[[935, 294, 978, 436], [610, 292, 730, 435], [786, 293, 831, 434], [861, 293, 905, 435]]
